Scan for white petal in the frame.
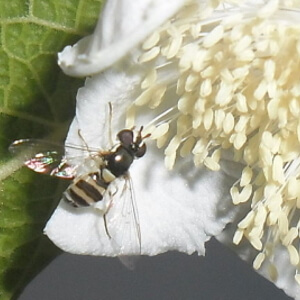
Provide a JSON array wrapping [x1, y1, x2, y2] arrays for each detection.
[[65, 67, 143, 151], [44, 69, 240, 257], [45, 152, 239, 256], [218, 221, 300, 300], [58, 0, 186, 77]]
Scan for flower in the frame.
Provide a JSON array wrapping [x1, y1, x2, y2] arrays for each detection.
[[46, 0, 238, 257], [45, 0, 300, 299]]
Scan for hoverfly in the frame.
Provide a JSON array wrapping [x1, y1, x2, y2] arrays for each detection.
[[9, 125, 150, 256]]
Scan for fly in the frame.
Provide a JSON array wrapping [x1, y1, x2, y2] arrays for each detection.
[[9, 126, 150, 253]]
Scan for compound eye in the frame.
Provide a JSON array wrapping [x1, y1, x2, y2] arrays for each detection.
[[117, 130, 133, 147], [135, 143, 146, 158]]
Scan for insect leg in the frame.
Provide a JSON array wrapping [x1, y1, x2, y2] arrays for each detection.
[[107, 102, 114, 148], [77, 129, 90, 152], [102, 187, 117, 239], [103, 213, 112, 239]]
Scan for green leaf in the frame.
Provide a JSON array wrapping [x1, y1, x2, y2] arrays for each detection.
[[0, 0, 103, 298]]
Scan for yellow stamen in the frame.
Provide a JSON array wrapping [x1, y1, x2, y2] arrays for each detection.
[[126, 0, 300, 285]]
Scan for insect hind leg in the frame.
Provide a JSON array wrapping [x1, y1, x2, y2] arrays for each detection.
[[101, 188, 117, 239], [103, 213, 112, 239]]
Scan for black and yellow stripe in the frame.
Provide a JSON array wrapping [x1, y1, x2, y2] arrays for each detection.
[[63, 168, 116, 207]]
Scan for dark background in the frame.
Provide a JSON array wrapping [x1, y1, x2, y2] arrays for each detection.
[[19, 239, 292, 300]]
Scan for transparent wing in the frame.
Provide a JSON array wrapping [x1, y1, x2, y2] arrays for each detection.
[[9, 139, 100, 179], [118, 255, 140, 270], [103, 174, 142, 257]]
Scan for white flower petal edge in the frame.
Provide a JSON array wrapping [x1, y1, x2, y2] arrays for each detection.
[[218, 224, 300, 300], [58, 0, 186, 77], [44, 67, 240, 257]]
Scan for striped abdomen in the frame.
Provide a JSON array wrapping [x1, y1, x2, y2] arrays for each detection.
[[63, 168, 116, 207]]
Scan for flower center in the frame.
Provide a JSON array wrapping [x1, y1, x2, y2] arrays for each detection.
[[126, 0, 300, 285]]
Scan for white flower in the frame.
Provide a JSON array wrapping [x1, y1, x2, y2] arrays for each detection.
[[47, 0, 238, 257], [45, 0, 300, 299], [58, 0, 186, 76]]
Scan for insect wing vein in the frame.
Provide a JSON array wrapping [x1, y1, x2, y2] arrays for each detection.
[[104, 175, 141, 256], [9, 139, 103, 179]]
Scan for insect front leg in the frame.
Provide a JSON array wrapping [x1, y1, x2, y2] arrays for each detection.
[[77, 129, 90, 151], [107, 102, 114, 148]]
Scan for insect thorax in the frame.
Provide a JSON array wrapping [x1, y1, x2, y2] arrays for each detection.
[[105, 146, 134, 177]]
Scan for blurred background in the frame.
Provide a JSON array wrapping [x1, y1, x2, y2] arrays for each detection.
[[19, 238, 291, 300]]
